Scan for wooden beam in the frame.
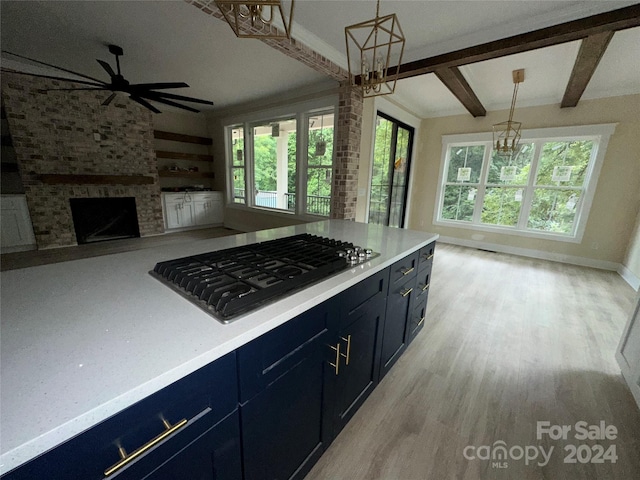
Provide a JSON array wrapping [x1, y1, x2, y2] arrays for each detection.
[[389, 4, 640, 81], [153, 130, 212, 145], [155, 151, 213, 162], [38, 174, 155, 185], [434, 67, 486, 117], [561, 31, 614, 108]]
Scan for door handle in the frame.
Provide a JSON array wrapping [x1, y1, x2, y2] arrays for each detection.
[[400, 287, 413, 297], [401, 267, 414, 276], [340, 335, 351, 365], [329, 342, 341, 375], [417, 316, 425, 327], [104, 417, 188, 476]]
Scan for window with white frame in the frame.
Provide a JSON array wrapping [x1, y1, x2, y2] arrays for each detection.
[[226, 105, 335, 217], [435, 124, 615, 242]]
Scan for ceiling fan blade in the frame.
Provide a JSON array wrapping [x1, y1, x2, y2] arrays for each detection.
[[2, 50, 107, 84], [137, 90, 214, 106], [97, 59, 116, 78], [135, 94, 200, 113], [129, 82, 189, 90], [129, 95, 161, 114], [41, 87, 108, 92], [102, 92, 117, 106], [2, 69, 107, 88]]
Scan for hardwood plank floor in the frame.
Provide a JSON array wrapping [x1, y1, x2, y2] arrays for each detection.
[[306, 243, 640, 480], [0, 227, 242, 271]]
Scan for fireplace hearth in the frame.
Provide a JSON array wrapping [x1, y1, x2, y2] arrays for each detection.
[[70, 197, 140, 244]]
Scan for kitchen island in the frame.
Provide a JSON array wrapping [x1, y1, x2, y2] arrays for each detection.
[[0, 220, 437, 477]]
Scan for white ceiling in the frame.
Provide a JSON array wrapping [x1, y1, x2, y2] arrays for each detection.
[[1, 1, 639, 118]]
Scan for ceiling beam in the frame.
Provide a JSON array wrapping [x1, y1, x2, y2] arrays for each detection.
[[561, 31, 614, 108], [389, 4, 640, 81], [434, 67, 486, 117]]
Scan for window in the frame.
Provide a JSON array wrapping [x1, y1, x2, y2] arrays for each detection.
[[226, 103, 336, 217], [252, 117, 296, 212], [306, 111, 334, 216], [369, 113, 414, 227], [230, 125, 245, 204], [435, 124, 615, 242]]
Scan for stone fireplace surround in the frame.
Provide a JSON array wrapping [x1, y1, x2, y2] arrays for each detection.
[[1, 71, 164, 249]]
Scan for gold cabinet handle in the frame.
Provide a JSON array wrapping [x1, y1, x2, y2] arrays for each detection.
[[401, 267, 414, 276], [400, 287, 413, 297], [422, 283, 430, 291], [340, 335, 351, 365], [329, 342, 341, 375], [104, 417, 188, 476], [426, 254, 434, 260], [417, 316, 426, 327]]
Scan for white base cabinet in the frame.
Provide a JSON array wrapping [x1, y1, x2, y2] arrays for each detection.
[[162, 192, 223, 231], [1, 195, 36, 253]]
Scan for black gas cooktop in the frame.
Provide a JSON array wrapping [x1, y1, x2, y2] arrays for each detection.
[[150, 233, 374, 323]]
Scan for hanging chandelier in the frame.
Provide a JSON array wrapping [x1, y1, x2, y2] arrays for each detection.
[[215, 0, 294, 39], [493, 69, 525, 157], [345, 0, 406, 98]]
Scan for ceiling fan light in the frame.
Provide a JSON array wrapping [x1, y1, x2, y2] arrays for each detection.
[[214, 0, 294, 39]]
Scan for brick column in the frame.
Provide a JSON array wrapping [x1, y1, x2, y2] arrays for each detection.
[[331, 83, 363, 220]]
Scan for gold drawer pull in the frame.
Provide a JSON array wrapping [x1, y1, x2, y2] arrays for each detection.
[[341, 335, 351, 365], [400, 287, 413, 297], [426, 254, 434, 260], [417, 316, 425, 326], [104, 417, 188, 476], [422, 283, 430, 291], [329, 342, 341, 375], [401, 267, 414, 276]]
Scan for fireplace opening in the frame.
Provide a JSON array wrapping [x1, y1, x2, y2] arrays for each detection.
[[70, 197, 140, 244]]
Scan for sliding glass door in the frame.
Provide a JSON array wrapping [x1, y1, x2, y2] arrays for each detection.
[[368, 112, 414, 227]]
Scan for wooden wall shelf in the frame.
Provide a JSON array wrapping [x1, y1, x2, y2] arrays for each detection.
[[37, 174, 155, 185], [156, 151, 213, 162], [158, 171, 215, 179], [153, 130, 212, 145]]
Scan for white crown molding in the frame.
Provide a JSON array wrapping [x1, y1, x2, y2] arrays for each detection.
[[402, 1, 638, 62], [290, 21, 348, 70]]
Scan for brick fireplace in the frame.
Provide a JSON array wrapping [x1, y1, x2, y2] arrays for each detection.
[[1, 71, 164, 248]]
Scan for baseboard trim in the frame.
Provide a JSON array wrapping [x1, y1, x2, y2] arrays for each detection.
[[618, 264, 640, 292], [437, 235, 632, 278]]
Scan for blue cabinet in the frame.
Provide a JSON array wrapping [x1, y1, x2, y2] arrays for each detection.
[[379, 251, 418, 379], [327, 268, 388, 437], [2, 243, 436, 480], [238, 302, 336, 480], [2, 352, 241, 480]]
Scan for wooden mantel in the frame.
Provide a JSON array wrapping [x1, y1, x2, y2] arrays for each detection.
[[37, 174, 155, 185]]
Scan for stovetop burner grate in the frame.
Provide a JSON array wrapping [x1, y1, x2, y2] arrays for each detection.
[[150, 234, 363, 322]]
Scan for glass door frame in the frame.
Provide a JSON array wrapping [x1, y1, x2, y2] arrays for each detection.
[[368, 111, 415, 228]]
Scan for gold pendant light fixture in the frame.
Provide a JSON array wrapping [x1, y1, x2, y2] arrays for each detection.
[[493, 69, 525, 157], [215, 0, 294, 39], [345, 0, 406, 98]]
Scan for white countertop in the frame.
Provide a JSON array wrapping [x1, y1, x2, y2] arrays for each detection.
[[0, 220, 437, 474]]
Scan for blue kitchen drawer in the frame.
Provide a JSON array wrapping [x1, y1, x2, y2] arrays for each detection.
[[237, 301, 335, 404], [417, 241, 436, 272], [339, 267, 389, 321], [2, 352, 238, 480], [389, 250, 419, 287]]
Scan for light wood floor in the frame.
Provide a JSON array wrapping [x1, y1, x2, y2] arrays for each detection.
[[0, 227, 242, 271], [306, 243, 640, 480]]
